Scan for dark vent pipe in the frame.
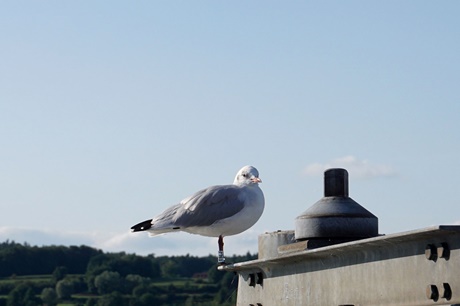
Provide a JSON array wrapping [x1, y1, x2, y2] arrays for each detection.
[[295, 168, 378, 242]]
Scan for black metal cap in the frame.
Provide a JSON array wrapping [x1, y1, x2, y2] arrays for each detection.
[[295, 168, 378, 241], [324, 168, 348, 197]]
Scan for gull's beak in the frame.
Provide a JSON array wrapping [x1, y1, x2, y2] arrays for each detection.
[[251, 177, 262, 183]]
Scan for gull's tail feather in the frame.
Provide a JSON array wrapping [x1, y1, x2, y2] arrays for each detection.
[[147, 227, 180, 236], [131, 218, 180, 236], [131, 219, 153, 232]]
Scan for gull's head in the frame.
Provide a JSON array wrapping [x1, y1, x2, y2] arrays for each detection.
[[233, 165, 262, 186]]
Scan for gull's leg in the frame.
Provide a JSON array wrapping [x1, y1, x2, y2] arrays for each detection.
[[218, 235, 225, 264]]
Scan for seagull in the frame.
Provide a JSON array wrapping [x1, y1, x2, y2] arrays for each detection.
[[131, 165, 265, 264]]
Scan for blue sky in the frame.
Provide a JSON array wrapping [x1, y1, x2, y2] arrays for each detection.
[[1, 1, 459, 256]]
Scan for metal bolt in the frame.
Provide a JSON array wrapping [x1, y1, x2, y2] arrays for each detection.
[[248, 273, 256, 287], [440, 283, 452, 300], [425, 244, 437, 261], [256, 272, 264, 286], [437, 242, 450, 260], [426, 284, 439, 301]]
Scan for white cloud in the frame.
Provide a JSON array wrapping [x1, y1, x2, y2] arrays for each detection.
[[304, 155, 397, 179], [0, 226, 259, 257]]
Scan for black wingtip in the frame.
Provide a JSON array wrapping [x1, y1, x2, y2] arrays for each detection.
[[131, 219, 153, 232]]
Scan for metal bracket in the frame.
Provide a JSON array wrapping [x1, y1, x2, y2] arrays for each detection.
[[220, 226, 460, 306]]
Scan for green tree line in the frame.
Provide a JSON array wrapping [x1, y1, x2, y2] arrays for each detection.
[[0, 240, 256, 306]]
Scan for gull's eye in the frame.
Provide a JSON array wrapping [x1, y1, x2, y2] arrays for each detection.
[[242, 173, 248, 178]]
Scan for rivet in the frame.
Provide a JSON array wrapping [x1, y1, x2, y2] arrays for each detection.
[[426, 284, 439, 301], [256, 272, 264, 286], [437, 242, 450, 260], [440, 283, 452, 300], [248, 273, 256, 287], [425, 244, 437, 261]]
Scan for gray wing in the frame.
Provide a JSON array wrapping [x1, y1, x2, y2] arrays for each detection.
[[173, 185, 245, 227], [150, 202, 183, 229]]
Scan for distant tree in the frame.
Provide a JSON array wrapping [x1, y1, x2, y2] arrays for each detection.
[[56, 278, 74, 299], [132, 284, 148, 298], [160, 259, 179, 278], [67, 245, 102, 273], [109, 254, 157, 277], [52, 266, 68, 283], [7, 282, 40, 306], [86, 254, 111, 277], [41, 287, 58, 306], [0, 281, 15, 295], [84, 297, 98, 306], [124, 274, 150, 294], [178, 254, 216, 278], [185, 295, 197, 306], [85, 253, 159, 293], [94, 271, 121, 295], [207, 264, 224, 284], [0, 242, 100, 277], [139, 292, 160, 306], [68, 275, 88, 294], [85, 254, 111, 293], [0, 241, 253, 306], [167, 283, 177, 294], [96, 291, 124, 306]]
